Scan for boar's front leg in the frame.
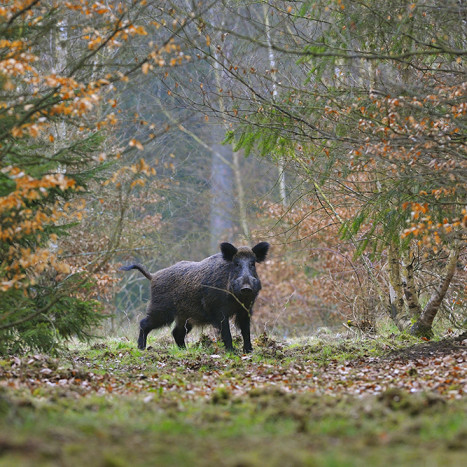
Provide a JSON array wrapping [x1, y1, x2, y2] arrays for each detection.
[[237, 313, 253, 353], [138, 316, 155, 350], [216, 315, 233, 352]]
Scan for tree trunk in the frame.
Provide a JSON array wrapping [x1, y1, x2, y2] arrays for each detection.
[[263, 4, 287, 206], [387, 241, 410, 330], [410, 246, 460, 338], [210, 34, 251, 251], [210, 134, 234, 252], [51, 19, 68, 154], [232, 150, 250, 242], [401, 244, 422, 319]]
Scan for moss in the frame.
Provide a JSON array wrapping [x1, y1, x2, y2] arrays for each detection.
[[1, 336, 466, 466]]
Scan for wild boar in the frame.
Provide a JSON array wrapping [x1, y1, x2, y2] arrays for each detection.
[[121, 242, 269, 352]]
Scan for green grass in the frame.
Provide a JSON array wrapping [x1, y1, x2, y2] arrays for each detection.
[[0, 334, 465, 466], [1, 388, 465, 467]]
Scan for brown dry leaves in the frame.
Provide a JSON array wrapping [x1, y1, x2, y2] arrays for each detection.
[[1, 337, 466, 403]]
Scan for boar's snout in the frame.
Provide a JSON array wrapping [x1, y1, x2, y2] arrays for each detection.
[[240, 278, 254, 294], [233, 272, 260, 299]]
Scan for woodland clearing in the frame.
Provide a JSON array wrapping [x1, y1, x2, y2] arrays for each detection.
[[1, 333, 466, 466]]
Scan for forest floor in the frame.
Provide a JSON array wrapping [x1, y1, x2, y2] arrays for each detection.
[[0, 332, 466, 466]]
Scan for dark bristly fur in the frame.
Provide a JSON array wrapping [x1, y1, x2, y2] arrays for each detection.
[[121, 242, 269, 352]]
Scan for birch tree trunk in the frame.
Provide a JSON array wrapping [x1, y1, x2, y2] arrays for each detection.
[[263, 4, 287, 206], [51, 19, 68, 155]]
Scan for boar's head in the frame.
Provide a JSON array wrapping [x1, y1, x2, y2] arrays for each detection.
[[220, 242, 270, 302]]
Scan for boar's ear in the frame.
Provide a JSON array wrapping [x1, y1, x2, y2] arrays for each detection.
[[220, 242, 238, 262], [252, 242, 270, 263]]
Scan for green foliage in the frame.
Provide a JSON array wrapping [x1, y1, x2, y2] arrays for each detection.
[[226, 116, 295, 160], [228, 0, 465, 254], [0, 277, 105, 355]]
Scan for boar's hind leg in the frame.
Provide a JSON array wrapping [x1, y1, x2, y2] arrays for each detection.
[[172, 320, 192, 348]]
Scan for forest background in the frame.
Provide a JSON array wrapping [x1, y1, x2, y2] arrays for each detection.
[[1, 2, 466, 465], [0, 0, 466, 353]]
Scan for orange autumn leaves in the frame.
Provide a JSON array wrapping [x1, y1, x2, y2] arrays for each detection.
[[0, 1, 160, 295], [102, 157, 156, 189], [0, 167, 79, 292], [0, 0, 154, 138], [0, 168, 76, 233], [349, 81, 467, 247]]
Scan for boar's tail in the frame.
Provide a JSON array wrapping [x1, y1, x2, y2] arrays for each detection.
[[120, 264, 152, 280]]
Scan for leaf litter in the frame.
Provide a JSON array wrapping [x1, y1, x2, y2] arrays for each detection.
[[0, 334, 466, 466], [1, 334, 465, 400]]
